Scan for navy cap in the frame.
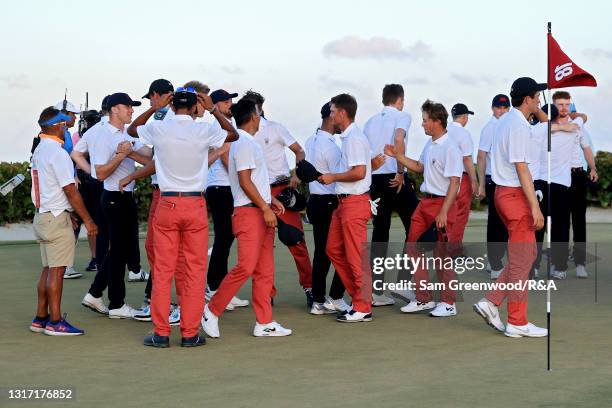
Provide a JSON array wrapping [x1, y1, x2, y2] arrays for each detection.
[[277, 218, 304, 247], [296, 160, 322, 183], [451, 103, 474, 116], [106, 93, 142, 109], [276, 187, 306, 212], [101, 95, 111, 111], [321, 102, 331, 119], [173, 88, 197, 106], [143, 79, 174, 99], [210, 89, 238, 104], [492, 94, 510, 108], [541, 104, 559, 121], [510, 77, 547, 98]]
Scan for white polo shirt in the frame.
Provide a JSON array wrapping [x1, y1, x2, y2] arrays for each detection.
[[31, 136, 75, 216], [229, 129, 272, 207], [335, 123, 372, 195], [447, 121, 474, 172], [148, 107, 175, 185], [206, 116, 236, 188], [363, 106, 412, 174], [491, 108, 533, 187], [89, 122, 145, 192], [418, 132, 463, 196], [253, 117, 298, 184], [74, 118, 108, 180], [304, 129, 341, 195], [137, 114, 226, 192], [478, 116, 499, 176], [571, 122, 591, 168], [534, 118, 584, 187]]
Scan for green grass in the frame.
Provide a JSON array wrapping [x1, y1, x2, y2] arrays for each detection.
[[1, 219, 612, 408]]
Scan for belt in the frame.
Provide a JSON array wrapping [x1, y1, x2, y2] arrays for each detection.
[[160, 191, 204, 197], [239, 203, 258, 208], [310, 194, 337, 199], [571, 167, 586, 173], [337, 191, 369, 199], [423, 193, 444, 199], [270, 179, 290, 187]]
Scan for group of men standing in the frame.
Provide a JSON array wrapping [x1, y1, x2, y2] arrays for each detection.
[[28, 75, 595, 345]]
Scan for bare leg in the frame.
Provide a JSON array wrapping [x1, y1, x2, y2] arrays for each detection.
[[88, 235, 96, 259], [36, 267, 50, 318], [47, 267, 66, 321]]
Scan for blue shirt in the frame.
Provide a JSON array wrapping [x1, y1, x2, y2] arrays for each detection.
[[63, 129, 73, 154]]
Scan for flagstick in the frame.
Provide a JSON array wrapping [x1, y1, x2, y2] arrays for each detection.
[[546, 21, 552, 372]]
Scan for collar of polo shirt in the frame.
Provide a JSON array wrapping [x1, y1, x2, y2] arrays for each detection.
[[340, 122, 356, 138], [382, 105, 400, 113], [432, 132, 450, 145], [317, 128, 334, 140], [173, 114, 194, 121]]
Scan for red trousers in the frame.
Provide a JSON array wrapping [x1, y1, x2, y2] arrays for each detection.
[[406, 197, 458, 304], [152, 196, 208, 337], [326, 194, 372, 313], [486, 186, 536, 325], [146, 187, 185, 301], [209, 206, 275, 324], [271, 184, 312, 289], [447, 173, 472, 243]]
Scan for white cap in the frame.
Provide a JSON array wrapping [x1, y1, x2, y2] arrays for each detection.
[[53, 100, 81, 114]]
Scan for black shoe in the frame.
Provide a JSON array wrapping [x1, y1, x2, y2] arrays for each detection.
[[144, 332, 169, 348], [304, 288, 313, 308], [181, 333, 206, 347], [86, 258, 97, 272]]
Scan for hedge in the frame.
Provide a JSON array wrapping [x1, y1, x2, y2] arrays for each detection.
[[1, 151, 611, 225]]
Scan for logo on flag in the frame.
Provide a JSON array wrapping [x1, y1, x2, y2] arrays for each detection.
[[547, 33, 597, 89]]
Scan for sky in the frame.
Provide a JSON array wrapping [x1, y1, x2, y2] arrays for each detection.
[[1, 0, 611, 164]]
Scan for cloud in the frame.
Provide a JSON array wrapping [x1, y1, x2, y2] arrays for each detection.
[[0, 74, 30, 89], [583, 48, 612, 60], [322, 36, 434, 61], [220, 65, 245, 75], [450, 72, 497, 86], [404, 77, 429, 85]]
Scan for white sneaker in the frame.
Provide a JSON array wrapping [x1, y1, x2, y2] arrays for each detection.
[[430, 302, 457, 317], [490, 268, 503, 280], [169, 305, 180, 326], [336, 309, 373, 323], [576, 264, 588, 279], [64, 266, 82, 279], [253, 321, 292, 337], [201, 304, 220, 338], [372, 293, 395, 306], [533, 268, 539, 278], [504, 322, 548, 338], [391, 288, 416, 302], [400, 300, 435, 313], [81, 293, 109, 315], [128, 269, 149, 282], [310, 302, 336, 315], [108, 304, 140, 319], [133, 305, 151, 322], [551, 267, 567, 280], [473, 298, 505, 332], [205, 287, 236, 311], [205, 286, 215, 302], [328, 297, 351, 313], [229, 296, 249, 308]]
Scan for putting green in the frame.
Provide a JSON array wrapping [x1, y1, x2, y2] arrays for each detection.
[[1, 219, 611, 408]]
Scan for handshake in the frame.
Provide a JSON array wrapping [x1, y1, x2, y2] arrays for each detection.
[[116, 140, 134, 157]]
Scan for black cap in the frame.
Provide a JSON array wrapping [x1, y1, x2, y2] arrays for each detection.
[[106, 93, 142, 109], [101, 95, 111, 111], [492, 94, 510, 108], [451, 103, 474, 116], [296, 160, 322, 183], [541, 104, 559, 121], [210, 89, 238, 104], [143, 79, 174, 99], [275, 187, 306, 212], [173, 88, 197, 106], [510, 77, 547, 98], [277, 218, 304, 247], [321, 102, 331, 119]]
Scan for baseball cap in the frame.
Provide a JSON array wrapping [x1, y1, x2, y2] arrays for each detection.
[[210, 89, 238, 104], [143, 79, 174, 99], [173, 87, 198, 106], [541, 104, 559, 121], [106, 93, 142, 109], [277, 218, 304, 247], [510, 77, 547, 98], [451, 103, 474, 116], [321, 102, 331, 119], [101, 95, 111, 112], [296, 160, 322, 183], [570, 102, 577, 113], [54, 100, 81, 114], [492, 94, 510, 108], [275, 187, 306, 212]]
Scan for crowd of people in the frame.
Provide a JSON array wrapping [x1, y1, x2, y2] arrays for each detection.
[[27, 76, 596, 347]]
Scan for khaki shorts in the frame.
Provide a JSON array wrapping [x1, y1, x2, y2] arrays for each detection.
[[33, 211, 75, 268]]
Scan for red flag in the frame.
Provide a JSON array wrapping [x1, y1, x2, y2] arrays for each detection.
[[548, 33, 597, 89]]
